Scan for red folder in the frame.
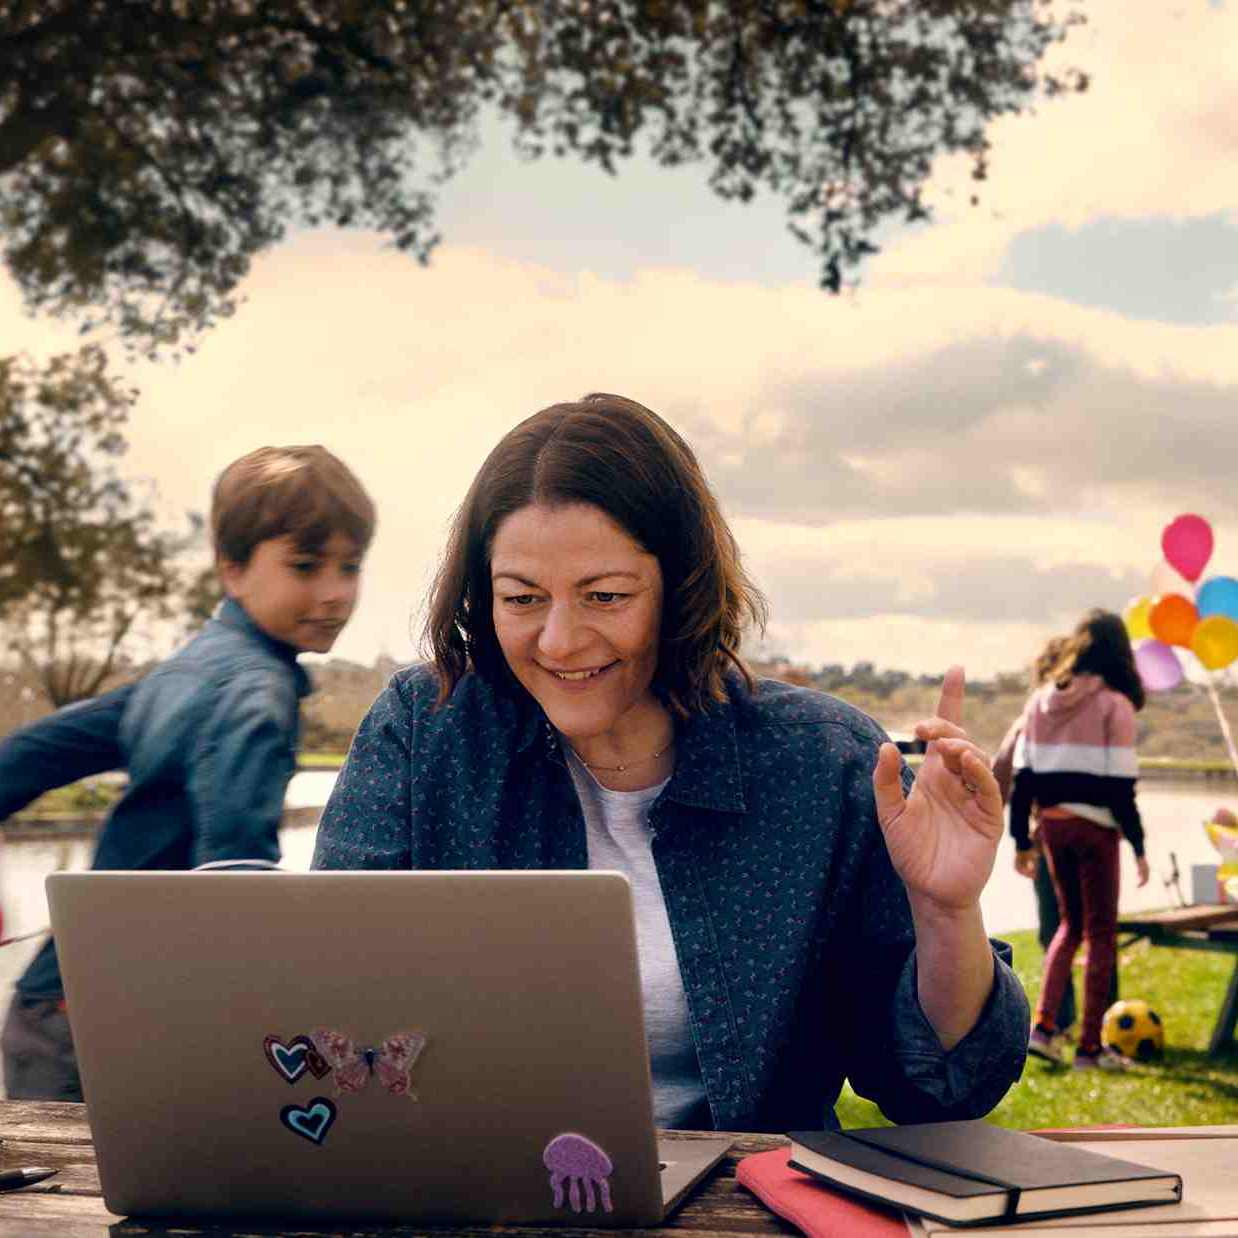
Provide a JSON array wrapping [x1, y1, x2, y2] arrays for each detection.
[[735, 1146, 908, 1237]]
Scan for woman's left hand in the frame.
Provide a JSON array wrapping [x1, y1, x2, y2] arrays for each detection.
[[871, 666, 1003, 912]]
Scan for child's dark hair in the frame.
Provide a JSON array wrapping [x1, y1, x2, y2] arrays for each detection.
[[1052, 609, 1146, 711], [211, 446, 375, 566]]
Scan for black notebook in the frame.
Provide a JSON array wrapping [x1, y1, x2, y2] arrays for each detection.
[[787, 1121, 1182, 1227]]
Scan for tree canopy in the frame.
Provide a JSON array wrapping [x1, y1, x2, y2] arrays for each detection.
[[0, 347, 192, 704], [1, 0, 1085, 350]]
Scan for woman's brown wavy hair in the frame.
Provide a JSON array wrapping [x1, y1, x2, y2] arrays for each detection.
[[425, 394, 767, 716], [1051, 608, 1146, 712]]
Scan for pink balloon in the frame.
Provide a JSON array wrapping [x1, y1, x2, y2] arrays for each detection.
[[1161, 514, 1214, 583], [1135, 639, 1184, 692]]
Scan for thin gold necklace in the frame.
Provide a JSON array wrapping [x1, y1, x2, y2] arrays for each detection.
[[572, 740, 674, 774]]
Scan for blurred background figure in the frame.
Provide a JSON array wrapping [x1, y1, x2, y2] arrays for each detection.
[[1006, 610, 1150, 1071], [995, 636, 1081, 1038], [0, 446, 374, 1100]]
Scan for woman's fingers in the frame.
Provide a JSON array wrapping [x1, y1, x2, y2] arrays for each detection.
[[915, 717, 969, 743], [928, 736, 992, 778], [871, 741, 908, 827], [934, 665, 966, 726], [916, 667, 970, 742], [960, 746, 999, 795]]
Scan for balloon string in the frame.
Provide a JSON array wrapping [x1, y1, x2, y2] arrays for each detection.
[[1203, 675, 1238, 780]]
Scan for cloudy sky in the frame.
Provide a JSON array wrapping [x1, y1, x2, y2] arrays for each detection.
[[5, 0, 1237, 682]]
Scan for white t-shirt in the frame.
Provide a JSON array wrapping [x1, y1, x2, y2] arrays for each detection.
[[564, 747, 710, 1129]]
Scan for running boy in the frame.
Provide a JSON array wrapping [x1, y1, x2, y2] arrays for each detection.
[[0, 445, 375, 1099]]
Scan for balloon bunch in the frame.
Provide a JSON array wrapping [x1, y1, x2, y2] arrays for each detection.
[[1124, 515, 1238, 692]]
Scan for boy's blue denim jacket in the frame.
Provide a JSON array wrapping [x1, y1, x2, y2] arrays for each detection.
[[313, 664, 1029, 1133], [0, 687, 132, 821], [12, 599, 310, 997]]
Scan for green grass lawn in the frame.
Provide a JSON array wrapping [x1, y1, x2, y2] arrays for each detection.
[[297, 751, 348, 769], [11, 752, 349, 817], [835, 928, 1238, 1130], [14, 780, 118, 818]]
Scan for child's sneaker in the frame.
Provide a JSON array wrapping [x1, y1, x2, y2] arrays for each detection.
[[1028, 1026, 1067, 1065], [1073, 1046, 1132, 1072]]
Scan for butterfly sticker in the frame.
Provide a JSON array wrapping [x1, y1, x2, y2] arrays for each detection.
[[310, 1028, 427, 1099]]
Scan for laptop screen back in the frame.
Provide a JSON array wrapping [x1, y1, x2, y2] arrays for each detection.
[[48, 870, 667, 1225]]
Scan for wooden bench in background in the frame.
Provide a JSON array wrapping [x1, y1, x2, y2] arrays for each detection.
[[1118, 904, 1238, 1057]]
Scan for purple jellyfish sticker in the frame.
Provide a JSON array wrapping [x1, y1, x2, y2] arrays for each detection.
[[542, 1132, 614, 1214]]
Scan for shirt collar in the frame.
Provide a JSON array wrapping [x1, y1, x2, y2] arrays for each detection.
[[663, 691, 746, 814], [214, 598, 312, 698]]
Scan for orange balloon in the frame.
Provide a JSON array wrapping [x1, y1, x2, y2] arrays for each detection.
[[1148, 593, 1199, 648]]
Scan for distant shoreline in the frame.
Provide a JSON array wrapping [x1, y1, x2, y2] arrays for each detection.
[[3, 759, 1233, 842], [1137, 758, 1238, 780], [902, 754, 1237, 781], [0, 804, 321, 842]]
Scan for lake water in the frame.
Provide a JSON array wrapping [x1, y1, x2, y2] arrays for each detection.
[[0, 773, 1233, 995]]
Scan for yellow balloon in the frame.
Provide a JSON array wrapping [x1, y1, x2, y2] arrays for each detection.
[[1123, 595, 1154, 642], [1192, 615, 1238, 671]]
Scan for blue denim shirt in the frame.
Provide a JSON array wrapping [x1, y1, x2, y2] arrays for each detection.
[[15, 599, 310, 997], [313, 664, 1029, 1133], [0, 686, 133, 822]]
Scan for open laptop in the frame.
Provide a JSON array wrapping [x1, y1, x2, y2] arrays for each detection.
[[47, 870, 732, 1225]]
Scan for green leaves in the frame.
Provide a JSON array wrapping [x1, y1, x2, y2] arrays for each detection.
[[0, 347, 193, 705], [0, 0, 1086, 352]]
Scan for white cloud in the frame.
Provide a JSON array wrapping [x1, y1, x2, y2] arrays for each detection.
[[871, 0, 1238, 285], [5, 1, 1236, 682], [4, 233, 1235, 677]]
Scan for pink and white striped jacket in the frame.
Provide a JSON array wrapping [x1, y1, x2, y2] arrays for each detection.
[[1007, 673, 1145, 856]]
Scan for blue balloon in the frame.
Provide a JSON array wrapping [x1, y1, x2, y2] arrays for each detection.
[[1197, 576, 1238, 622]]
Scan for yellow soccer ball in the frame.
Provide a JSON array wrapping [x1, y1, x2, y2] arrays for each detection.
[[1101, 999, 1164, 1061]]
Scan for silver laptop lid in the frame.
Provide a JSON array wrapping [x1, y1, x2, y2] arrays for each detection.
[[48, 870, 672, 1225]]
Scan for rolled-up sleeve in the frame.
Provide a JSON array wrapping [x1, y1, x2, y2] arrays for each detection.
[[881, 941, 1029, 1121], [838, 762, 1029, 1124], [312, 676, 414, 870]]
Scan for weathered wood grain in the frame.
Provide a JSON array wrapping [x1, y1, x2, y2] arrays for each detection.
[[0, 1101, 791, 1237]]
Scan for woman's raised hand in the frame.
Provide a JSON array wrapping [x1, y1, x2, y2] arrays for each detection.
[[871, 666, 1003, 912]]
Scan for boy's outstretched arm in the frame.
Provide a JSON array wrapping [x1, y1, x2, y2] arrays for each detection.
[[0, 683, 134, 821]]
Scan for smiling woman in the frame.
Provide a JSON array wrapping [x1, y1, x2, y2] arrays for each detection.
[[490, 503, 670, 787], [312, 393, 1029, 1134], [424, 396, 762, 792]]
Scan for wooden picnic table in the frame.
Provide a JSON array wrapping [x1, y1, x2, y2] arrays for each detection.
[[1118, 903, 1238, 1056], [0, 1100, 791, 1237]]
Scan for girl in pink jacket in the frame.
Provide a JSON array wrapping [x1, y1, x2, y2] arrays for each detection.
[[1010, 611, 1150, 1071]]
